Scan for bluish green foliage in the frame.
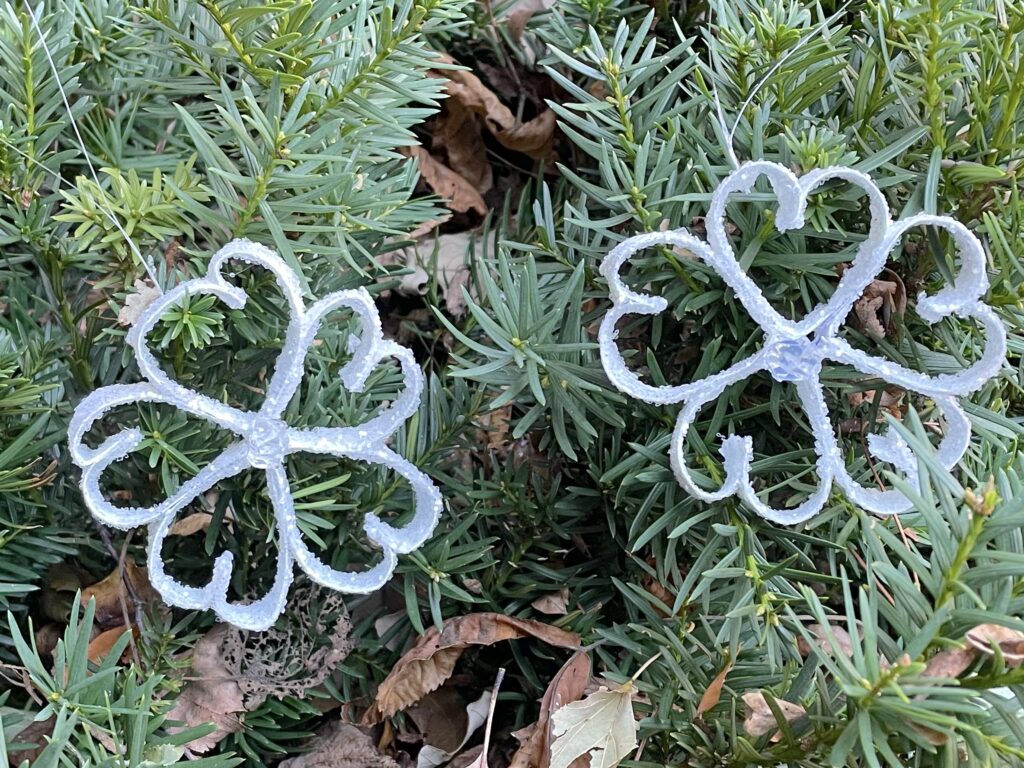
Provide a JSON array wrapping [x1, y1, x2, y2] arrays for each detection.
[[0, 0, 1022, 766]]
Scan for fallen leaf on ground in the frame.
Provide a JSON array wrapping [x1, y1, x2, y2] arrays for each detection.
[[406, 146, 487, 217], [81, 559, 160, 630], [532, 588, 570, 616], [696, 659, 732, 719], [366, 613, 580, 721], [170, 585, 352, 753], [392, 231, 480, 316], [87, 626, 133, 664], [433, 96, 492, 194], [118, 279, 162, 326], [851, 273, 906, 339], [965, 623, 1024, 666], [167, 625, 245, 753], [502, 0, 556, 40], [549, 680, 638, 768], [168, 512, 214, 537], [414, 688, 491, 768], [922, 646, 978, 678], [741, 692, 806, 740], [796, 623, 855, 658], [434, 55, 556, 161], [278, 722, 399, 768], [510, 650, 591, 768]]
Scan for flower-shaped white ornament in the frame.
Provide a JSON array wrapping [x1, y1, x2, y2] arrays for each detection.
[[600, 161, 1006, 525], [70, 240, 443, 631]]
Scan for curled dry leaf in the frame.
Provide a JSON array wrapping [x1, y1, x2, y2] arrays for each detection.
[[434, 54, 556, 161], [741, 692, 806, 740], [278, 723, 399, 768], [167, 511, 214, 537], [851, 272, 906, 339], [366, 613, 580, 721], [531, 588, 570, 616], [406, 146, 487, 217], [87, 625, 134, 664], [502, 0, 556, 41], [965, 623, 1024, 666], [510, 651, 591, 768], [549, 681, 638, 768], [412, 687, 490, 768]]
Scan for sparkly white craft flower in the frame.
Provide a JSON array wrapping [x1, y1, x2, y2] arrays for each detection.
[[600, 161, 1006, 525], [70, 240, 442, 630]]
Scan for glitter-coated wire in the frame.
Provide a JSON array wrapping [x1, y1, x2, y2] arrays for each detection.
[[599, 161, 1006, 525], [69, 239, 443, 631]]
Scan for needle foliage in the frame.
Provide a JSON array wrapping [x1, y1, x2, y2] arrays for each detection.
[[0, 0, 1022, 766]]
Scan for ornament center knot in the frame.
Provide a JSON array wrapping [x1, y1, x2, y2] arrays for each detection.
[[765, 336, 822, 382], [246, 415, 289, 468]]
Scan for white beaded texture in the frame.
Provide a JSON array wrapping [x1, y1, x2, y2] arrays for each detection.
[[599, 161, 1006, 525], [69, 240, 443, 631]]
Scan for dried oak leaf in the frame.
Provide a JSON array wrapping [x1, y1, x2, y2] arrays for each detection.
[[366, 613, 580, 721], [278, 722, 399, 768], [510, 651, 591, 768], [406, 146, 487, 216], [965, 623, 1024, 666], [741, 692, 806, 740], [433, 95, 492, 194]]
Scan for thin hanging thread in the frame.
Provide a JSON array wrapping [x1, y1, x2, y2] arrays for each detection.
[[28, 8, 163, 291]]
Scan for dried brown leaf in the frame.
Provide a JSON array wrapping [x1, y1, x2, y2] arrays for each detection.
[[367, 613, 580, 721], [532, 588, 570, 616], [851, 273, 906, 339], [87, 626, 132, 665], [168, 512, 214, 537], [167, 625, 246, 753], [406, 146, 487, 216], [696, 660, 731, 719], [796, 623, 855, 658], [433, 98, 491, 194], [437, 57, 555, 161], [80, 559, 159, 630], [503, 0, 556, 40], [922, 646, 978, 678], [741, 692, 806, 739], [510, 651, 591, 768], [965, 623, 1024, 666]]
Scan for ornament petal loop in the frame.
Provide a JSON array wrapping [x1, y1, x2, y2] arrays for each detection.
[[70, 239, 443, 631], [601, 161, 1006, 523]]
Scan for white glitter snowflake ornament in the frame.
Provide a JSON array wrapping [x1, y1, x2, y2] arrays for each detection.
[[600, 161, 1006, 525], [69, 240, 443, 631]]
